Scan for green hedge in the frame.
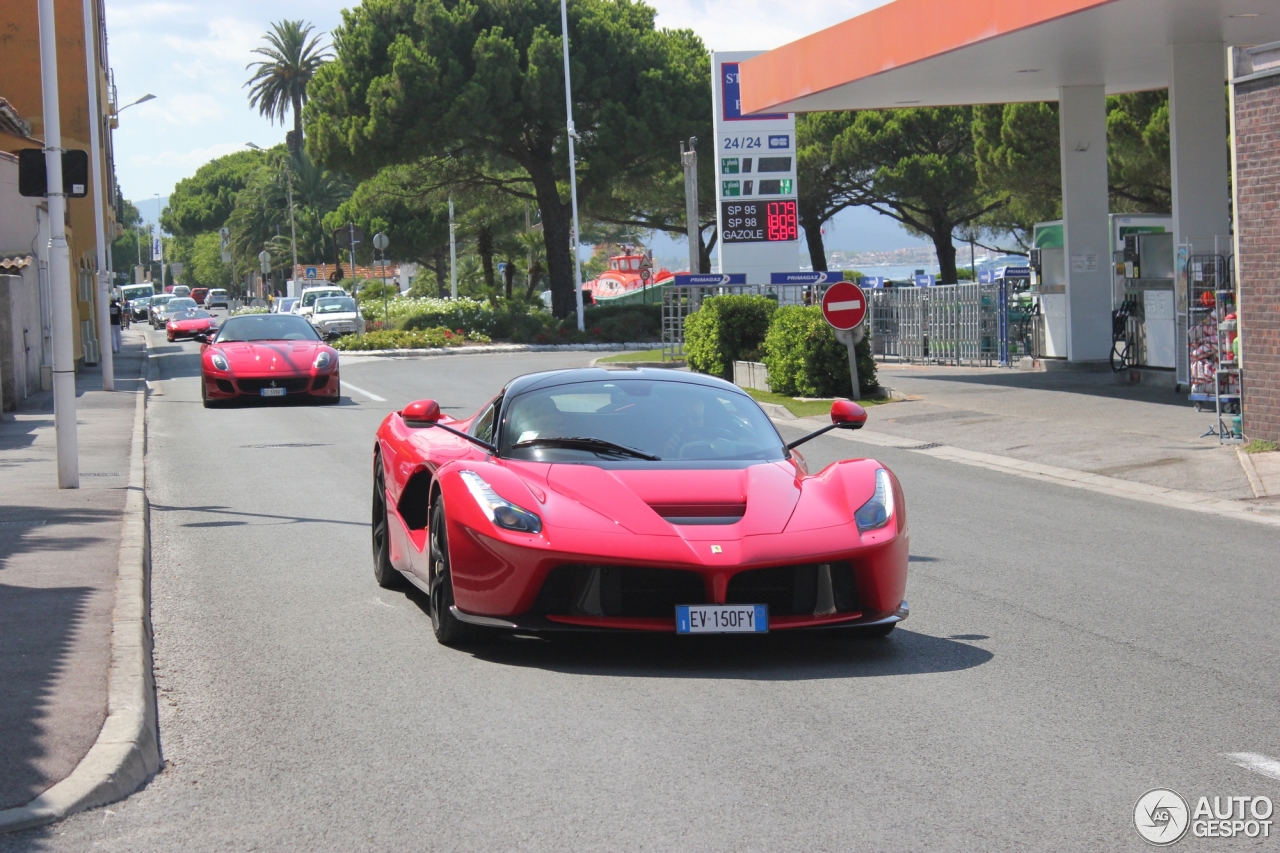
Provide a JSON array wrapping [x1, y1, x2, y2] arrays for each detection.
[[762, 305, 878, 397], [683, 295, 776, 379], [393, 300, 660, 344], [332, 327, 491, 351]]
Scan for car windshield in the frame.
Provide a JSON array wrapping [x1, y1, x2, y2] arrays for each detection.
[[302, 290, 342, 307], [208, 290, 227, 296], [172, 309, 211, 321], [500, 379, 785, 463], [151, 295, 172, 306], [132, 296, 151, 306], [315, 297, 357, 314], [215, 314, 322, 343], [121, 287, 153, 302], [166, 298, 196, 312]]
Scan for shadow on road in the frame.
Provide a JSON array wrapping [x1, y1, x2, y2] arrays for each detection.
[[448, 623, 993, 681], [890, 367, 1189, 408], [150, 502, 366, 529]]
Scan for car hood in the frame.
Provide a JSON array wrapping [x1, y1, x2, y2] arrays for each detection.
[[214, 340, 327, 372], [171, 317, 215, 329], [483, 459, 877, 540]]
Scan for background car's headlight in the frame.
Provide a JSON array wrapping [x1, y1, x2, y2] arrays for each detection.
[[210, 353, 229, 371], [460, 471, 542, 533], [313, 351, 332, 369], [855, 468, 895, 532]]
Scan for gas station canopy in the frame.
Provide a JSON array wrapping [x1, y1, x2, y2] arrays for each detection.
[[739, 0, 1280, 114]]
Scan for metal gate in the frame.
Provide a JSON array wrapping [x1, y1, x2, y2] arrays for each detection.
[[869, 284, 1000, 367]]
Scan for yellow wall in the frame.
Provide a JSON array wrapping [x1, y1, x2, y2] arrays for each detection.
[[0, 0, 118, 367]]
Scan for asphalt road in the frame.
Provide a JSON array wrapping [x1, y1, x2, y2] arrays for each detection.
[[4, 327, 1279, 851]]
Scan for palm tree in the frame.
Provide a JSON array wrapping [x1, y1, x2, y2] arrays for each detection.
[[244, 20, 331, 158]]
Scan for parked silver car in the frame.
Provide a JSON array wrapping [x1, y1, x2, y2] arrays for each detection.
[[153, 297, 197, 328]]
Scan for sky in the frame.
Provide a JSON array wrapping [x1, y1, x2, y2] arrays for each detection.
[[110, 0, 928, 251]]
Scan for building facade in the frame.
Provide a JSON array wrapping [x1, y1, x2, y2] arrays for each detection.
[[0, 0, 119, 371]]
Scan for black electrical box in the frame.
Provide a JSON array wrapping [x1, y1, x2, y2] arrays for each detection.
[[1029, 248, 1041, 272], [18, 148, 90, 198]]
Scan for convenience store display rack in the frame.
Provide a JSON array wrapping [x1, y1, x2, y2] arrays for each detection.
[[1186, 253, 1243, 443]]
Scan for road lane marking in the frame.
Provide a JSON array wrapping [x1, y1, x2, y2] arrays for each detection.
[[340, 381, 386, 402], [1224, 752, 1280, 782]]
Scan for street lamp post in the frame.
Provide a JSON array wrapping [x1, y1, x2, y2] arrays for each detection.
[[558, 0, 585, 332], [38, 0, 79, 487], [373, 232, 390, 328], [82, 0, 112, 389]]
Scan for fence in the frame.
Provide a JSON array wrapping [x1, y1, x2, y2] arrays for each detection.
[[663, 281, 1025, 368]]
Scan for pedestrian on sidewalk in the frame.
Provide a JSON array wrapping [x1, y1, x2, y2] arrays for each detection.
[[109, 297, 123, 352]]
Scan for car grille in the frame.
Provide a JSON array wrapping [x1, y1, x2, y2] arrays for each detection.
[[311, 375, 329, 391], [534, 565, 707, 618], [725, 563, 860, 616], [236, 377, 310, 394]]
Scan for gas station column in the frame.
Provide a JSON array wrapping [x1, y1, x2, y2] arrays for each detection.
[[1058, 85, 1112, 362], [1169, 44, 1231, 251]]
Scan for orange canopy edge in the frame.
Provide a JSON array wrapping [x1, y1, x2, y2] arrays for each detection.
[[738, 0, 1118, 115]]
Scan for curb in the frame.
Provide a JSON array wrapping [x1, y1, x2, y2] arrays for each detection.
[[771, 416, 1280, 529], [337, 341, 659, 358], [0, 336, 160, 834], [1237, 447, 1268, 498]]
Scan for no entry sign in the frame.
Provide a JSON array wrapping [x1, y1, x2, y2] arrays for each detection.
[[820, 281, 867, 331]]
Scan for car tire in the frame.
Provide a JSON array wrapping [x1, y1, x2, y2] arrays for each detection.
[[200, 379, 219, 409], [428, 497, 483, 646], [372, 455, 406, 590]]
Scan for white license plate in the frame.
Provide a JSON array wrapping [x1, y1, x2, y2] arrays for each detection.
[[260, 387, 286, 397], [676, 604, 768, 634]]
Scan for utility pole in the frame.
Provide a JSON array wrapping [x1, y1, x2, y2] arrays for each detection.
[[82, 0, 113, 390], [681, 137, 699, 274], [287, 169, 298, 294], [374, 232, 390, 327], [38, 0, 79, 488], [449, 196, 458, 299], [559, 0, 585, 331], [347, 222, 358, 290]]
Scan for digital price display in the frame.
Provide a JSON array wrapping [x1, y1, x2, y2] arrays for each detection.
[[721, 200, 798, 243]]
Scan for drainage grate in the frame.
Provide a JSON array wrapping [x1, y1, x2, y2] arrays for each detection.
[[910, 443, 943, 451], [242, 443, 331, 449]]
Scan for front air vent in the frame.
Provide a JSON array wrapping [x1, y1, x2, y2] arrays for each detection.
[[649, 503, 745, 526]]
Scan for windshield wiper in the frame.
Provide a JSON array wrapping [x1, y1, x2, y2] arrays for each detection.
[[511, 436, 660, 461]]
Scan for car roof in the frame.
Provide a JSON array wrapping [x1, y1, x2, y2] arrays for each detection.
[[502, 367, 744, 399]]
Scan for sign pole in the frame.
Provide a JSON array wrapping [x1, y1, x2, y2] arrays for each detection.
[[449, 196, 457, 299], [559, 0, 586, 331], [820, 280, 868, 402], [681, 137, 699, 274], [38, 0, 79, 488]]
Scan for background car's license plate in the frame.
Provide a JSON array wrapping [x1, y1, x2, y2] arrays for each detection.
[[676, 604, 768, 634], [260, 387, 286, 397]]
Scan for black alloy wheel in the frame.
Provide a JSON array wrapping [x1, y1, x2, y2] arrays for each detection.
[[371, 454, 406, 589], [200, 377, 218, 409], [427, 498, 482, 646]]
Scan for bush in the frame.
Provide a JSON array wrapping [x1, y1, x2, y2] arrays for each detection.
[[360, 296, 661, 344], [332, 327, 491, 351], [683, 295, 776, 379], [763, 305, 878, 397]]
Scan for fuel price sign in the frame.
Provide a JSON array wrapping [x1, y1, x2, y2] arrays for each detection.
[[721, 200, 798, 244]]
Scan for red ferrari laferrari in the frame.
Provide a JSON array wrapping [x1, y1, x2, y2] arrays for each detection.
[[198, 313, 340, 408], [166, 308, 218, 342], [372, 368, 909, 645]]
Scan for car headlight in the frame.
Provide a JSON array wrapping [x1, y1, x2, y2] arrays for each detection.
[[314, 351, 333, 370], [210, 353, 229, 371], [855, 468, 895, 532], [460, 471, 542, 533]]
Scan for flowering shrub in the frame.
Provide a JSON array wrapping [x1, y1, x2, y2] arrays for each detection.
[[230, 305, 270, 316], [332, 327, 492, 351]]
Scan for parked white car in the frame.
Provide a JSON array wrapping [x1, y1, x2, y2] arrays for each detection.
[[296, 286, 347, 319], [309, 296, 363, 338]]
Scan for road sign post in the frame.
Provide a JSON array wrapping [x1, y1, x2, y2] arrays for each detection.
[[820, 281, 868, 401], [373, 231, 390, 328]]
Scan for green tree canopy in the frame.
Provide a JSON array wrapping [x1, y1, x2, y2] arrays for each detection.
[[245, 20, 332, 158], [305, 0, 709, 317], [973, 91, 1173, 245], [832, 106, 1001, 284], [161, 149, 270, 237], [796, 111, 859, 271]]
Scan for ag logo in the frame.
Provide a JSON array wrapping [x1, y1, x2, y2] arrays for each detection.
[[1135, 789, 1190, 845], [710, 545, 723, 554]]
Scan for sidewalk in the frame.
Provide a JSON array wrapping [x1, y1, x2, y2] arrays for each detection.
[[0, 330, 145, 813]]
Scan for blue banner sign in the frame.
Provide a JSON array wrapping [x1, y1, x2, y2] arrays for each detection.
[[674, 273, 747, 285], [859, 276, 888, 288], [979, 270, 994, 283], [721, 63, 788, 122], [996, 266, 1031, 279], [914, 274, 936, 287], [769, 271, 842, 284]]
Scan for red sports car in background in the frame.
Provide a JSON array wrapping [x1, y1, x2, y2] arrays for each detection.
[[199, 313, 340, 408], [371, 368, 909, 645], [166, 308, 218, 342]]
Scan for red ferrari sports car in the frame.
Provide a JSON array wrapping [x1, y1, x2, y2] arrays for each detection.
[[372, 368, 909, 645], [198, 313, 340, 407], [166, 308, 218, 342]]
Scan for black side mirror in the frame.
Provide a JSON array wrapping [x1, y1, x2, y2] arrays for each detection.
[[193, 333, 208, 344]]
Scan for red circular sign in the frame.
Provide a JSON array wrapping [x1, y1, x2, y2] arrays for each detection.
[[820, 281, 867, 331]]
